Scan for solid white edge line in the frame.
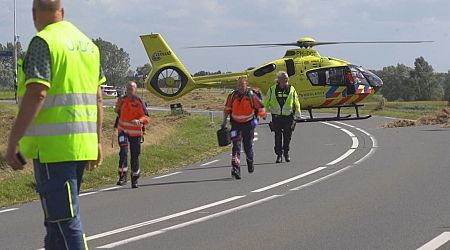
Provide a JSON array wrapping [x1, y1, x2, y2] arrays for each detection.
[[97, 195, 282, 249], [251, 167, 326, 193], [87, 195, 245, 241], [79, 191, 98, 197], [321, 121, 341, 129], [335, 121, 355, 128], [417, 232, 450, 250], [152, 172, 182, 179], [326, 149, 356, 166], [354, 148, 377, 165], [0, 208, 19, 214], [101, 187, 120, 191], [351, 137, 359, 149], [341, 128, 356, 137], [200, 160, 219, 166], [290, 165, 354, 191]]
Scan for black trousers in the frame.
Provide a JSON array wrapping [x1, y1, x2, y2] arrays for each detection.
[[118, 131, 142, 178], [272, 115, 294, 156]]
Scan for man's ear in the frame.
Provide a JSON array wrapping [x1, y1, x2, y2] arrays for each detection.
[[61, 8, 65, 19]]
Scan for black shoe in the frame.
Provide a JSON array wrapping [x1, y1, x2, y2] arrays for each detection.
[[284, 154, 290, 162], [231, 167, 241, 179], [276, 155, 282, 163], [116, 175, 128, 186], [131, 176, 139, 189], [247, 159, 254, 173]]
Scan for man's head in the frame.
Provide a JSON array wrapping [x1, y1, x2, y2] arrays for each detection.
[[237, 76, 248, 94], [126, 81, 138, 98], [32, 0, 64, 31], [277, 71, 289, 88]]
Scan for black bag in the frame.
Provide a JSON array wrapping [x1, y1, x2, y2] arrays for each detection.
[[217, 127, 231, 147]]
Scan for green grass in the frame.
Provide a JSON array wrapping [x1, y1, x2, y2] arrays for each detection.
[[0, 90, 15, 100], [0, 115, 228, 208]]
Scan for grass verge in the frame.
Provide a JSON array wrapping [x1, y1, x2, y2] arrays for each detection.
[[0, 113, 228, 208]]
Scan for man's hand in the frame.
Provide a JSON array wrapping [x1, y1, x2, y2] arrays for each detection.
[[131, 119, 141, 126], [87, 143, 103, 171], [6, 143, 25, 170]]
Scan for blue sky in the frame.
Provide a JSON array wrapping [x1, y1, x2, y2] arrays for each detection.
[[1, 0, 449, 73]]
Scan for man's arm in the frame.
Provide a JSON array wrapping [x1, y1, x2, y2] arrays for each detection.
[[6, 83, 48, 170]]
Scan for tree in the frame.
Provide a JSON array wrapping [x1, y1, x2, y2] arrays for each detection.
[[0, 41, 24, 89], [410, 57, 441, 101], [443, 70, 450, 103], [380, 64, 412, 101], [93, 38, 130, 87]]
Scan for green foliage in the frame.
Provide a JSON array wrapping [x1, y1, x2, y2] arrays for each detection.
[[93, 38, 130, 88], [0, 41, 24, 89]]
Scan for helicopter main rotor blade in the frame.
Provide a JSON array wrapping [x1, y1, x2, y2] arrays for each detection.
[[185, 42, 297, 49], [311, 40, 434, 46], [185, 40, 433, 49]]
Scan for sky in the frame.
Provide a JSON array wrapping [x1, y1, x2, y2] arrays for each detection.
[[0, 0, 449, 74]]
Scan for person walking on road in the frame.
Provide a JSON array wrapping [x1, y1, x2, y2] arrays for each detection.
[[263, 71, 301, 163], [222, 76, 266, 179], [6, 0, 105, 249], [115, 81, 149, 188]]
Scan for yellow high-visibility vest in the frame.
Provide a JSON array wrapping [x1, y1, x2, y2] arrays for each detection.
[[20, 21, 106, 162]]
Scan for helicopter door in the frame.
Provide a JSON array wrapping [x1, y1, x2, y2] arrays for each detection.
[[285, 59, 295, 76]]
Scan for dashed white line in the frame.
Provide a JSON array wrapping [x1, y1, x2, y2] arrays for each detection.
[[87, 195, 245, 241], [97, 195, 281, 249], [0, 208, 19, 214], [253, 137, 259, 142], [152, 172, 182, 179], [251, 167, 326, 193], [417, 232, 450, 250], [200, 160, 219, 166]]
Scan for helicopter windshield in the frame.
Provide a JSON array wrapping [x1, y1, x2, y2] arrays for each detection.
[[349, 65, 383, 90]]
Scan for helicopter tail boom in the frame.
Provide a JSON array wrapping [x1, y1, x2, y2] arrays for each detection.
[[140, 33, 196, 100]]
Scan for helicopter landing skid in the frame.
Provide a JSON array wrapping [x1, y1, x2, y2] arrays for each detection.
[[296, 104, 371, 123], [295, 114, 371, 123]]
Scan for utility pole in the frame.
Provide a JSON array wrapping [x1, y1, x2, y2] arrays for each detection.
[[13, 0, 18, 103]]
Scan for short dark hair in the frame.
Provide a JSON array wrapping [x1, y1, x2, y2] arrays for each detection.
[[33, 0, 62, 11]]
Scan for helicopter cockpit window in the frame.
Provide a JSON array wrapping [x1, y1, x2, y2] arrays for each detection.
[[307, 67, 347, 86], [254, 64, 276, 77], [349, 65, 383, 89]]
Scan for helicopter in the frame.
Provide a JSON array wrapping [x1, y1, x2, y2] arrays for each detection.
[[139, 33, 431, 122]]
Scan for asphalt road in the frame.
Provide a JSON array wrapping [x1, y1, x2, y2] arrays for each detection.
[[1, 115, 450, 250]]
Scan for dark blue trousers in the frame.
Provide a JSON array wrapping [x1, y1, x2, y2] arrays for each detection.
[[34, 160, 88, 250], [118, 131, 141, 178], [230, 120, 255, 168]]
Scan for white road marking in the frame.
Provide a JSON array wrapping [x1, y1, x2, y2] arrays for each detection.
[[326, 149, 356, 166], [341, 128, 355, 137], [152, 172, 182, 179], [0, 208, 19, 214], [321, 122, 341, 129], [79, 191, 98, 197], [335, 121, 355, 128], [417, 232, 450, 250], [200, 160, 219, 166], [86, 196, 245, 241], [80, 187, 120, 197], [354, 148, 377, 165], [290, 165, 354, 191], [351, 137, 359, 149], [97, 195, 282, 249], [254, 132, 258, 136], [253, 137, 259, 142], [251, 167, 326, 193]]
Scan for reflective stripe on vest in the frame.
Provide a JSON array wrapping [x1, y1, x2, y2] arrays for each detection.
[[19, 21, 102, 163], [26, 121, 97, 136], [265, 85, 296, 116]]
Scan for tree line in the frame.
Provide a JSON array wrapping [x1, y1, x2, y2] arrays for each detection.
[[1, 39, 450, 103]]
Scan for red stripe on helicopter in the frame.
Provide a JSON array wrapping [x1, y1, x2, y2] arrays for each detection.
[[335, 96, 353, 106], [320, 99, 335, 107], [353, 93, 370, 103]]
